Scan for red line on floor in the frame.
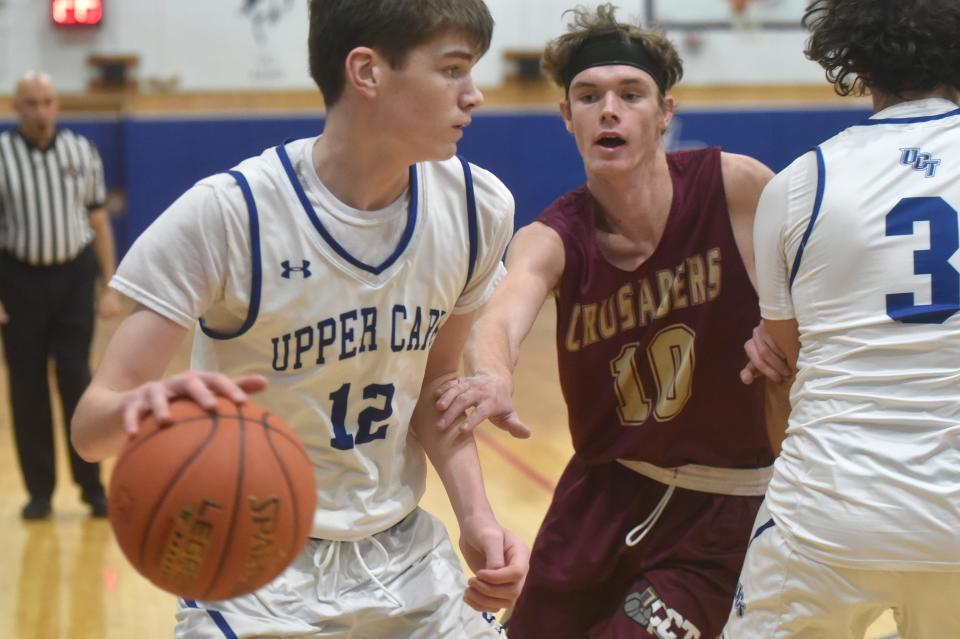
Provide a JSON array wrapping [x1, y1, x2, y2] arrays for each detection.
[[475, 428, 556, 494]]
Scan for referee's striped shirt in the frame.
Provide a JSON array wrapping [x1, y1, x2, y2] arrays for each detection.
[[0, 128, 106, 266]]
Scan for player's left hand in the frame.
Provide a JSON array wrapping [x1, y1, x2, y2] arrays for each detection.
[[98, 288, 123, 320], [740, 320, 792, 384], [435, 372, 531, 439], [458, 515, 529, 612]]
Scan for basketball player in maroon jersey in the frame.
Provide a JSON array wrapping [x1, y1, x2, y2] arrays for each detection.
[[436, 4, 777, 637]]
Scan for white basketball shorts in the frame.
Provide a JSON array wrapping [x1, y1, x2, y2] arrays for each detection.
[[722, 502, 960, 639], [175, 507, 506, 638]]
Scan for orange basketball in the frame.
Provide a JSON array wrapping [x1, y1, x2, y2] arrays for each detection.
[[108, 397, 316, 601]]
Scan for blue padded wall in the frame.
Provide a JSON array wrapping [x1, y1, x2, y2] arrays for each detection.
[[3, 105, 871, 257], [119, 115, 322, 249]]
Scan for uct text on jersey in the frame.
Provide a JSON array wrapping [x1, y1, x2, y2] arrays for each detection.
[[565, 248, 722, 352], [271, 304, 448, 371]]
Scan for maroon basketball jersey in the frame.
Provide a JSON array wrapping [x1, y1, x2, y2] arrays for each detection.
[[539, 147, 772, 468]]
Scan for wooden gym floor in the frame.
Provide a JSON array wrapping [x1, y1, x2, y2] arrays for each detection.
[[0, 301, 899, 638]]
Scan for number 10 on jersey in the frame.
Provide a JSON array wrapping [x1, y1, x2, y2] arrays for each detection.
[[610, 323, 696, 424]]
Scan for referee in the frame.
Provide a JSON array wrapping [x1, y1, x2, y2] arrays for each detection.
[[0, 71, 121, 519]]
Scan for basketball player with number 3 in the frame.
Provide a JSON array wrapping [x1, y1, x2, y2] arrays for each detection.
[[726, 1, 960, 637], [71, 0, 527, 637], [436, 4, 775, 638]]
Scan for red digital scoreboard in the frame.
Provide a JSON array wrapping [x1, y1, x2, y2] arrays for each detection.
[[52, 0, 104, 26]]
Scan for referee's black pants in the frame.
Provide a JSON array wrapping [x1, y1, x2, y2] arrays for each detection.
[[0, 246, 103, 502]]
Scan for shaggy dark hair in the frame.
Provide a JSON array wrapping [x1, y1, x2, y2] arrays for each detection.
[[803, 0, 960, 97], [542, 3, 683, 95], [308, 0, 493, 107]]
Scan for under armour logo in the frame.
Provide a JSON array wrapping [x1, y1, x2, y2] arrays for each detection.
[[899, 147, 941, 178], [280, 260, 312, 279]]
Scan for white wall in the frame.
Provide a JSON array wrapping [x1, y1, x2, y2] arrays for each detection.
[[2, 0, 311, 92], [0, 0, 824, 94], [676, 30, 819, 85]]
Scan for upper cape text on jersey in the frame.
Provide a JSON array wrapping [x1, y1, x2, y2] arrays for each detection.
[[270, 305, 447, 371]]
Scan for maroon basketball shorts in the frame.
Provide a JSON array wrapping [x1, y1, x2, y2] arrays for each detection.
[[506, 457, 763, 639]]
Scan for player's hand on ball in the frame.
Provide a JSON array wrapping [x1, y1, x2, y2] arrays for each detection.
[[435, 372, 530, 439], [459, 515, 530, 612], [121, 371, 269, 434]]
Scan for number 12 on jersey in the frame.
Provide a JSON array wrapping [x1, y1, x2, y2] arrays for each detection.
[[329, 383, 395, 450]]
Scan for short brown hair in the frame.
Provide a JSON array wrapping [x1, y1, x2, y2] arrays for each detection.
[[541, 3, 683, 93], [308, 0, 494, 107]]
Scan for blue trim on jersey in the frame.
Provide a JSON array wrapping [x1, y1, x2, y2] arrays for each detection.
[[182, 600, 239, 639], [275, 142, 418, 276], [749, 518, 775, 544], [855, 106, 960, 126], [789, 147, 826, 290], [458, 156, 479, 289], [199, 170, 263, 340]]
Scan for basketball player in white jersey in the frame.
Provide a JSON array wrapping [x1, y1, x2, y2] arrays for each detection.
[[723, 1, 960, 637], [70, 0, 528, 636]]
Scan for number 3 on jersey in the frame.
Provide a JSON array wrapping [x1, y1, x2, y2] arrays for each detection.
[[329, 383, 394, 450], [886, 196, 960, 324], [610, 324, 696, 424]]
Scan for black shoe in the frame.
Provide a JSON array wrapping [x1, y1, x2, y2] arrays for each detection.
[[82, 490, 108, 518], [21, 498, 52, 520]]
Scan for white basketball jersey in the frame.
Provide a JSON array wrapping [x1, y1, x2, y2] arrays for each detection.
[[756, 99, 960, 570], [112, 137, 513, 540]]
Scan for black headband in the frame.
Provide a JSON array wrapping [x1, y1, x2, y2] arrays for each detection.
[[561, 32, 668, 95]]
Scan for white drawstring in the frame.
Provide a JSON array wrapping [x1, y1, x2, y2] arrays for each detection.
[[624, 485, 675, 547], [314, 540, 341, 600], [352, 539, 404, 609], [315, 540, 340, 571], [313, 537, 404, 609]]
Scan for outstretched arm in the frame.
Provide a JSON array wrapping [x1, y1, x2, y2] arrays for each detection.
[[410, 310, 529, 612], [71, 304, 266, 461], [435, 222, 565, 437]]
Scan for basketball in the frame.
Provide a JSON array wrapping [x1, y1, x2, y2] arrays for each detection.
[[107, 397, 316, 601]]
